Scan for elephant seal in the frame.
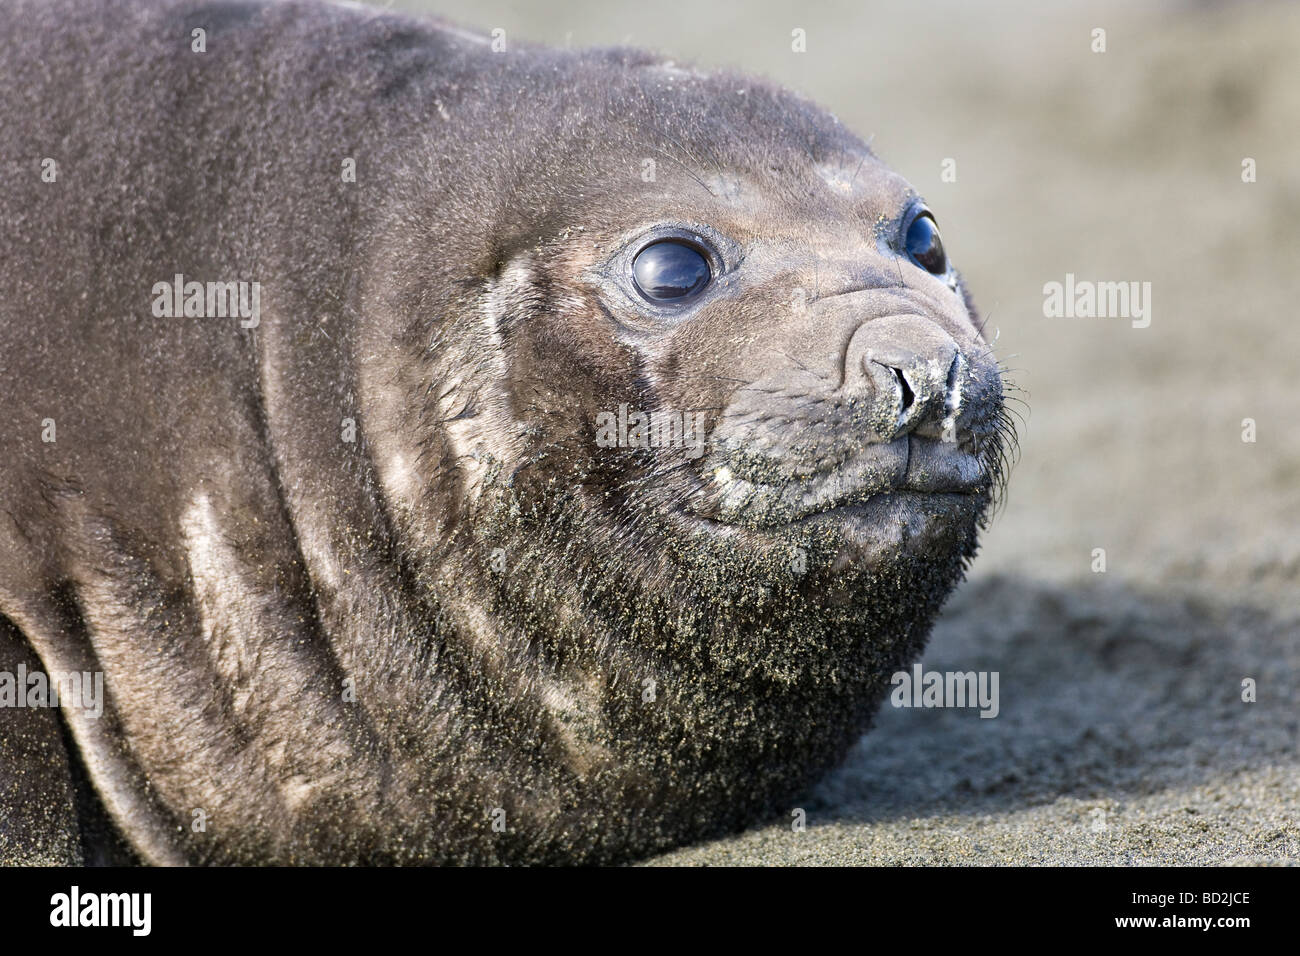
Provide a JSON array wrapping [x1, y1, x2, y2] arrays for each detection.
[[0, 0, 1010, 865]]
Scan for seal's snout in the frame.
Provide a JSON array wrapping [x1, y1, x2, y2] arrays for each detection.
[[845, 314, 963, 441]]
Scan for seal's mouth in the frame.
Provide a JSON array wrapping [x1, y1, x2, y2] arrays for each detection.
[[689, 434, 992, 529]]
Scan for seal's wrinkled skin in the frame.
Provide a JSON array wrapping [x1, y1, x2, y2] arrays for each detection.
[[0, 0, 1010, 864]]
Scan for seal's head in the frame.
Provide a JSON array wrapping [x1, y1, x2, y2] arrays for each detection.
[[360, 45, 1012, 849]]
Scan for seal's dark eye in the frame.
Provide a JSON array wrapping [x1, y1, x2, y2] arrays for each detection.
[[632, 240, 711, 303], [905, 212, 948, 276]]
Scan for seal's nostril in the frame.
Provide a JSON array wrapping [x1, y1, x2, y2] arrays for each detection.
[[892, 366, 915, 412]]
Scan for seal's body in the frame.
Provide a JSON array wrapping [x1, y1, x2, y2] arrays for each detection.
[[0, 0, 1008, 864]]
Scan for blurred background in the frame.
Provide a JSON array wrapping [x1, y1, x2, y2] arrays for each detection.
[[388, 0, 1299, 864]]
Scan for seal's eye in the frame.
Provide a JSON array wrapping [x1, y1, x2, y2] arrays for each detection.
[[632, 240, 711, 303], [904, 212, 948, 276]]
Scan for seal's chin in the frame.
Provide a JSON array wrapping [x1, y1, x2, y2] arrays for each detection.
[[691, 435, 992, 532], [791, 488, 987, 563]]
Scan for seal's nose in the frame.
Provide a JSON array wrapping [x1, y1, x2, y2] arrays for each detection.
[[843, 315, 963, 440]]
